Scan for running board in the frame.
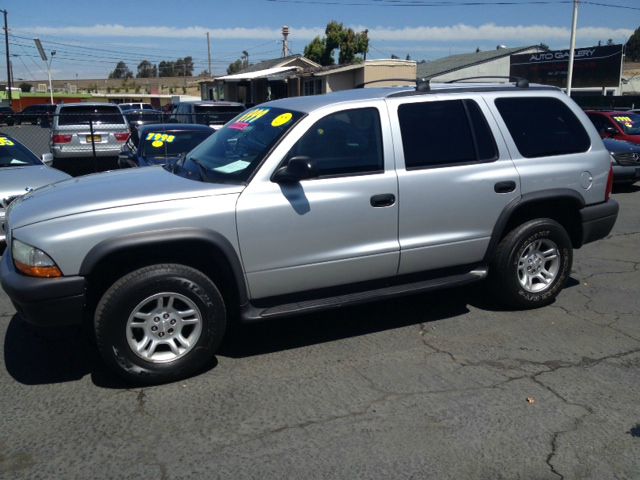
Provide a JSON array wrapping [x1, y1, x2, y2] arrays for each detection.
[[241, 267, 488, 322]]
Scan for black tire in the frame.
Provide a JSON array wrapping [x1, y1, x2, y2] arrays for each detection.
[[94, 264, 226, 385], [489, 218, 572, 309]]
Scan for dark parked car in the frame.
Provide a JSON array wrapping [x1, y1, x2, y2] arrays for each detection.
[[118, 123, 215, 168], [586, 110, 640, 145], [0, 106, 15, 126], [122, 108, 164, 134], [602, 138, 640, 184], [15, 104, 57, 126], [170, 101, 245, 129]]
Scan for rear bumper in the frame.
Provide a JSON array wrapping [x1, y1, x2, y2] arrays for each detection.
[[580, 199, 619, 246], [0, 249, 87, 326], [51, 145, 123, 158], [612, 165, 640, 184]]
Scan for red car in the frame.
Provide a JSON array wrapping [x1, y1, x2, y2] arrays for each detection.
[[585, 110, 640, 145]]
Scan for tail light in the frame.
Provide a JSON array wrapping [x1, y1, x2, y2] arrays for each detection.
[[605, 164, 614, 201], [52, 134, 72, 144], [114, 132, 130, 142]]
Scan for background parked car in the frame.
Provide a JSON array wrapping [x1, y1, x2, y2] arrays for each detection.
[[15, 104, 57, 126], [170, 101, 245, 129], [118, 102, 154, 111], [50, 103, 130, 171], [0, 134, 70, 247], [118, 123, 214, 168], [121, 108, 164, 143], [0, 106, 15, 126], [603, 138, 640, 184], [586, 110, 640, 145]]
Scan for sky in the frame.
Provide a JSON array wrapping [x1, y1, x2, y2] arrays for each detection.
[[2, 0, 639, 81]]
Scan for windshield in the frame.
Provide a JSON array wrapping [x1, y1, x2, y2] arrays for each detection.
[[141, 130, 213, 157], [0, 136, 40, 167], [612, 114, 640, 135], [181, 106, 304, 183]]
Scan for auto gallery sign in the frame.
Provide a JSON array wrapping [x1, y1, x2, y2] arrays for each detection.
[[509, 44, 623, 88]]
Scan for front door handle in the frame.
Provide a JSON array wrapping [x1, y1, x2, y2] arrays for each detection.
[[494, 181, 516, 193], [370, 193, 396, 207]]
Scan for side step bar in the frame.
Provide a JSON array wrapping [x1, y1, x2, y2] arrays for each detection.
[[241, 267, 488, 322]]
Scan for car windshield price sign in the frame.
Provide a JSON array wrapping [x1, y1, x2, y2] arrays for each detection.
[[510, 44, 623, 88]]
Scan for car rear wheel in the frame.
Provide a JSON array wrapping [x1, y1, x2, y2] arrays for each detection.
[[489, 218, 573, 309], [94, 264, 226, 384]]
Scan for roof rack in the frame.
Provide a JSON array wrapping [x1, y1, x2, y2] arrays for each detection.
[[443, 76, 529, 88], [355, 78, 417, 88]]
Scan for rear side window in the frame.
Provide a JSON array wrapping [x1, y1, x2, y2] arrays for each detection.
[[58, 106, 126, 126], [398, 99, 498, 169], [495, 97, 590, 157]]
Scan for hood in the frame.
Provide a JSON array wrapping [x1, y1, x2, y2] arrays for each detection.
[[0, 165, 70, 203], [603, 138, 640, 154], [7, 166, 244, 229]]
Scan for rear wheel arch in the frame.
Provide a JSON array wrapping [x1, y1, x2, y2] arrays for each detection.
[[484, 189, 585, 263]]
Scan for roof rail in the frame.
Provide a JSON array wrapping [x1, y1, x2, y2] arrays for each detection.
[[443, 76, 529, 88], [416, 78, 430, 92], [355, 78, 417, 88]]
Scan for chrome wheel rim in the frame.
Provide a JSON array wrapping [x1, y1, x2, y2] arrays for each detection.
[[126, 292, 203, 363], [517, 238, 560, 293]]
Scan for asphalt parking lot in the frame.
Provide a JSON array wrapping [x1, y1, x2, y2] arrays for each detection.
[[0, 185, 639, 479]]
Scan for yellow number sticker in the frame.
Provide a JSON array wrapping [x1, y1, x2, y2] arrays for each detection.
[[614, 116, 632, 123], [0, 137, 15, 146], [236, 108, 270, 124], [271, 112, 293, 127], [145, 133, 175, 147]]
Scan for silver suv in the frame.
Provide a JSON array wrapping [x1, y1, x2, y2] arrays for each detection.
[[50, 103, 130, 160], [1, 82, 619, 384]]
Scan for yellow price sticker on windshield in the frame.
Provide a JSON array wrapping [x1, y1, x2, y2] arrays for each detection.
[[271, 112, 293, 127], [145, 133, 175, 147], [236, 108, 270, 124], [614, 116, 632, 123], [0, 137, 15, 146]]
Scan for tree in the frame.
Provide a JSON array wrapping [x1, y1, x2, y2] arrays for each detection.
[[626, 27, 640, 61], [19, 82, 33, 92], [227, 59, 244, 75], [137, 60, 157, 78], [391, 54, 399, 59], [158, 61, 175, 77], [405, 54, 411, 61], [302, 21, 369, 66], [108, 61, 133, 79]]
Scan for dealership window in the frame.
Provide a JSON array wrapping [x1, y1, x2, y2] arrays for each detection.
[[495, 97, 590, 158], [303, 78, 323, 96]]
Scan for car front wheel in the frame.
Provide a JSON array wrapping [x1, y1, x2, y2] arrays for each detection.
[[490, 218, 573, 309], [94, 264, 226, 384]]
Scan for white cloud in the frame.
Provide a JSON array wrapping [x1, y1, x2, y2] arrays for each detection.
[[16, 23, 633, 44]]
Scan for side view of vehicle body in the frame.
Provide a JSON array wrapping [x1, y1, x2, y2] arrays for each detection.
[[1, 83, 618, 385]]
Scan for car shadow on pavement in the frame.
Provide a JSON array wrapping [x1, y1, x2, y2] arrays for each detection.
[[4, 278, 581, 386], [613, 184, 640, 194], [3, 315, 129, 388]]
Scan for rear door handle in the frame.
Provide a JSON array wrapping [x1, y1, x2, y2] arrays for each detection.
[[370, 193, 396, 207], [494, 181, 516, 193]]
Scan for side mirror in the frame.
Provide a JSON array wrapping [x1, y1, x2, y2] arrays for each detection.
[[272, 156, 317, 183], [41, 153, 54, 166], [605, 126, 618, 136], [118, 150, 136, 169]]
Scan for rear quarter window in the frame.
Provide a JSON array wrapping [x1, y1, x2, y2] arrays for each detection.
[[495, 97, 590, 158]]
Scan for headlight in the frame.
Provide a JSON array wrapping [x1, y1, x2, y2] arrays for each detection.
[[12, 239, 62, 278]]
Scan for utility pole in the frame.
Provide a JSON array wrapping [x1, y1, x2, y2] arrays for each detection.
[[566, 0, 579, 96], [1, 9, 12, 105], [206, 32, 212, 77]]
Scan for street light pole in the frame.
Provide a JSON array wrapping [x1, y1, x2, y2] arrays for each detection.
[[34, 38, 55, 104]]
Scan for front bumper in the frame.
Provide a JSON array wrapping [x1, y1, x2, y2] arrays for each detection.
[[0, 249, 87, 326], [580, 199, 619, 246]]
